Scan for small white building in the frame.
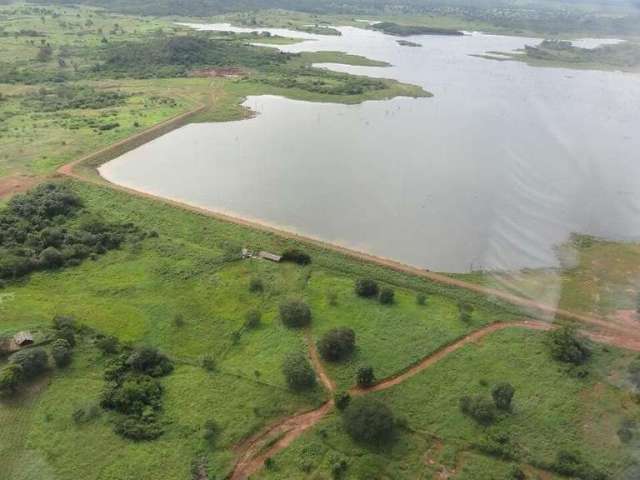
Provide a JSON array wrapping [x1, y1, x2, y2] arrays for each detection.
[[258, 251, 282, 263]]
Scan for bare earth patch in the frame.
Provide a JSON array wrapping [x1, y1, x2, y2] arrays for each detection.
[[0, 175, 40, 199]]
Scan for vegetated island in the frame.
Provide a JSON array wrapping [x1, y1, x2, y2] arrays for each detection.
[[475, 39, 640, 72], [371, 22, 463, 37], [397, 39, 422, 47]]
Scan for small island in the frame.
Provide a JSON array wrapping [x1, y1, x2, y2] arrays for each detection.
[[397, 39, 422, 47], [371, 22, 463, 37], [476, 39, 640, 72]]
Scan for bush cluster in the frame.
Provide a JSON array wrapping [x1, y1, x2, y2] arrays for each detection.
[[342, 397, 395, 445], [101, 346, 173, 441], [547, 326, 591, 365], [0, 183, 134, 282], [281, 249, 311, 265]]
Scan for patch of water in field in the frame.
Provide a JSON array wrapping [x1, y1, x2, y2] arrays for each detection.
[[100, 25, 640, 272]]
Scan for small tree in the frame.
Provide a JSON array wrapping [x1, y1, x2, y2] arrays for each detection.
[[547, 326, 591, 365], [201, 355, 216, 372], [203, 419, 219, 446], [317, 328, 355, 362], [458, 302, 474, 322], [379, 287, 395, 305], [492, 382, 515, 411], [10, 348, 48, 379], [96, 335, 119, 354], [343, 397, 395, 445], [355, 278, 379, 298], [279, 300, 312, 328], [416, 293, 427, 306], [55, 327, 76, 347], [52, 338, 72, 368], [126, 346, 173, 377], [39, 246, 64, 268], [356, 366, 375, 388], [334, 391, 351, 411], [281, 352, 316, 391]]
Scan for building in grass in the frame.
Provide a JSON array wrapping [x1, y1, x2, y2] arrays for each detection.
[[13, 331, 34, 347]]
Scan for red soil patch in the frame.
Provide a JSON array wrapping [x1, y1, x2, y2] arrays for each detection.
[[0, 175, 40, 199]]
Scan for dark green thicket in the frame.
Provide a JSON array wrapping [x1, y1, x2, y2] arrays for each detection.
[[0, 183, 135, 283], [21, 85, 128, 112], [279, 300, 312, 328], [101, 346, 174, 440], [547, 326, 591, 366]]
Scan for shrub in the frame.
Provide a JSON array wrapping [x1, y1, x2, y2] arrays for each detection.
[[51, 338, 72, 368], [330, 455, 348, 479], [126, 347, 173, 377], [317, 328, 355, 362], [101, 375, 163, 416], [53, 315, 77, 331], [10, 348, 48, 379], [249, 277, 264, 293], [327, 291, 338, 306], [39, 246, 64, 268], [356, 366, 375, 388], [203, 419, 219, 446], [72, 403, 101, 424], [334, 391, 351, 411], [547, 326, 591, 365], [281, 249, 311, 265], [0, 364, 23, 396], [201, 355, 216, 372], [96, 335, 119, 354], [343, 397, 395, 445], [551, 450, 606, 480], [279, 300, 312, 328], [173, 314, 185, 327], [458, 302, 474, 322], [282, 352, 316, 391], [379, 287, 395, 305], [416, 293, 427, 305], [507, 465, 526, 480], [244, 310, 261, 329], [492, 382, 515, 411], [114, 416, 163, 441], [355, 278, 379, 298], [54, 326, 76, 347], [460, 395, 495, 425]]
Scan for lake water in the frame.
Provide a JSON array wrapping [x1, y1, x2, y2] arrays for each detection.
[[100, 25, 640, 273]]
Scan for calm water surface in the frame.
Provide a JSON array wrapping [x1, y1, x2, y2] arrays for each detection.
[[100, 26, 640, 272]]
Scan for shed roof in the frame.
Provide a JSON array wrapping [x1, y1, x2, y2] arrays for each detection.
[[258, 251, 282, 262], [14, 331, 34, 345]]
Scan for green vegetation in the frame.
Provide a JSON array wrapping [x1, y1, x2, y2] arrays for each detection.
[[281, 351, 316, 391], [317, 327, 356, 362], [342, 396, 395, 445], [478, 39, 640, 72], [371, 21, 463, 37]]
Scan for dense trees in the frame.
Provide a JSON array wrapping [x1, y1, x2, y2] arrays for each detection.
[[280, 300, 312, 328], [95, 35, 288, 78], [0, 183, 133, 282], [342, 397, 395, 445], [10, 348, 48, 379], [281, 352, 316, 391], [317, 328, 355, 362]]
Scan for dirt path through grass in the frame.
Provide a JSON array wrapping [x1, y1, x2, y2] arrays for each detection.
[[229, 319, 640, 479]]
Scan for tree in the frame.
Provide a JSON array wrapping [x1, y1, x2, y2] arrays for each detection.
[[416, 293, 427, 305], [281, 249, 311, 265], [379, 287, 395, 305], [36, 44, 53, 62], [96, 335, 119, 354], [203, 419, 219, 446], [10, 348, 48, 379], [52, 338, 72, 368], [281, 352, 316, 391], [458, 302, 474, 322], [547, 326, 591, 365], [317, 328, 355, 362], [355, 278, 379, 298], [460, 395, 495, 425], [356, 366, 375, 388], [55, 326, 76, 347], [492, 382, 515, 411], [279, 300, 312, 328], [39, 246, 64, 268], [249, 277, 264, 293], [343, 397, 395, 445], [0, 364, 23, 396]]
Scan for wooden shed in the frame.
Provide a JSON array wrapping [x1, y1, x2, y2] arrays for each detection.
[[258, 251, 282, 263], [14, 331, 34, 347]]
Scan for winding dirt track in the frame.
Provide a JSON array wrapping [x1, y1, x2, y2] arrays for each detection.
[[229, 320, 640, 480]]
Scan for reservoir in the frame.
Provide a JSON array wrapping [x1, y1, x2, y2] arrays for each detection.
[[99, 25, 640, 272]]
